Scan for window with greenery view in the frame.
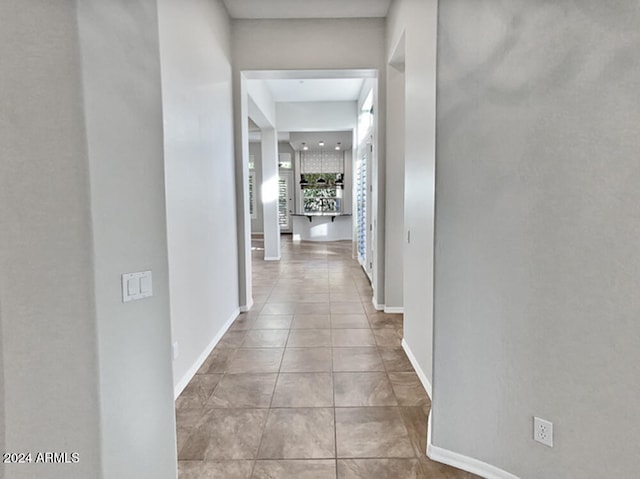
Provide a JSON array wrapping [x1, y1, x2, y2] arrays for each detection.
[[301, 173, 341, 213]]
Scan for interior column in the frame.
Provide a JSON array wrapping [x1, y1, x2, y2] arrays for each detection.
[[261, 127, 281, 260]]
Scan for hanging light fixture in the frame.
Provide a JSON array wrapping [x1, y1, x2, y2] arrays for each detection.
[[318, 140, 325, 147], [300, 174, 309, 187], [335, 142, 341, 151], [302, 142, 309, 151]]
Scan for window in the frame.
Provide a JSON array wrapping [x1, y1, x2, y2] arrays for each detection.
[[301, 174, 341, 213], [299, 151, 344, 214], [278, 175, 290, 230], [356, 156, 367, 262]]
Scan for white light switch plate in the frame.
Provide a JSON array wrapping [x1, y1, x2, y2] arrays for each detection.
[[122, 271, 153, 302]]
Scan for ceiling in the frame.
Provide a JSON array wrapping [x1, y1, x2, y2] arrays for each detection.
[[246, 72, 372, 149], [248, 77, 361, 146], [290, 131, 352, 152], [263, 78, 364, 103], [222, 0, 392, 19]]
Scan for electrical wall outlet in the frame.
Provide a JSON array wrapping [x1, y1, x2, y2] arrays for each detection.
[[533, 416, 553, 447]]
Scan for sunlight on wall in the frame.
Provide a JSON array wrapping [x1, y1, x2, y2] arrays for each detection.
[[261, 175, 278, 204], [310, 224, 329, 238]]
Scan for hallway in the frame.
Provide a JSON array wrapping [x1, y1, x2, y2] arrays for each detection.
[[175, 236, 478, 478]]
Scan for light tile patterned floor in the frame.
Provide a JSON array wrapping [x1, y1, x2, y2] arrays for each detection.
[[176, 236, 480, 479]]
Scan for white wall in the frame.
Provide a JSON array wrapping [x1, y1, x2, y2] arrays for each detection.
[[432, 1, 640, 478], [386, 0, 439, 392], [384, 36, 406, 312], [77, 1, 177, 477], [292, 216, 353, 242], [1, 2, 178, 478], [277, 101, 357, 132], [0, 3, 102, 477], [247, 79, 277, 126], [343, 149, 354, 216], [232, 18, 386, 71], [158, 0, 239, 396], [0, 312, 4, 464]]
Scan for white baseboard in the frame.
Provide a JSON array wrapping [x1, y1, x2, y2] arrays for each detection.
[[401, 338, 432, 398], [371, 297, 385, 311], [239, 298, 254, 313], [427, 411, 521, 479], [173, 307, 239, 399], [264, 256, 281, 261], [384, 306, 404, 314]]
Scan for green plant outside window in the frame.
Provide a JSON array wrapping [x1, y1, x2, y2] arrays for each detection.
[[301, 173, 341, 213]]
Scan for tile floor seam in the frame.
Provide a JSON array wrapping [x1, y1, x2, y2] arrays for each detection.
[[251, 348, 281, 469], [328, 255, 340, 478], [177, 237, 477, 478], [331, 350, 338, 476]]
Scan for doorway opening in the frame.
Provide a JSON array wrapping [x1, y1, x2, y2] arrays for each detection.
[[237, 69, 382, 311]]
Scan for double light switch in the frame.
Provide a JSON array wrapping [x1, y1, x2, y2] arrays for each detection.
[[122, 271, 153, 302]]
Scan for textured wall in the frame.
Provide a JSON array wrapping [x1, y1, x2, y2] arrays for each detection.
[[433, 1, 640, 477], [0, 306, 4, 474], [77, 0, 177, 477], [0, 2, 101, 477]]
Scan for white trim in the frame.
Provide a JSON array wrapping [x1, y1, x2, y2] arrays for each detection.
[[239, 298, 254, 313], [384, 306, 404, 314], [371, 297, 384, 311], [401, 338, 432, 398], [427, 412, 521, 479], [173, 308, 239, 400], [264, 255, 281, 261], [427, 409, 433, 455]]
